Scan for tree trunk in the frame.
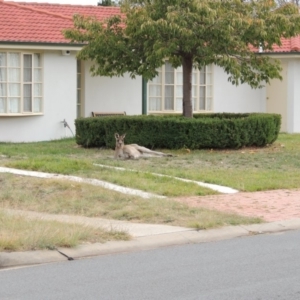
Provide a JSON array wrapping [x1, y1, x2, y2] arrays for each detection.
[[182, 56, 193, 118]]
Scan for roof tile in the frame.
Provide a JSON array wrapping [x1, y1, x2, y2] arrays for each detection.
[[0, 1, 121, 44], [0, 1, 300, 52], [10, 1, 121, 19]]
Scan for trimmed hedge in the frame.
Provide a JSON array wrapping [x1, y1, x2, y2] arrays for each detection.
[[75, 113, 281, 149]]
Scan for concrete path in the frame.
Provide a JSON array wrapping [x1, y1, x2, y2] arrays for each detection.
[[1, 166, 300, 270], [3, 209, 192, 238], [94, 164, 239, 194], [0, 167, 165, 199], [1, 207, 300, 270]]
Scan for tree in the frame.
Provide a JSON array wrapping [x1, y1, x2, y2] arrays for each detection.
[[97, 0, 119, 6], [64, 0, 300, 118], [97, 0, 112, 6]]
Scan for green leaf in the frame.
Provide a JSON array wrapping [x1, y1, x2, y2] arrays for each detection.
[[63, 0, 300, 116]]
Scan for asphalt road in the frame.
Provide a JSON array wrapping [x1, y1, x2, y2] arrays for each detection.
[[1, 230, 300, 300]]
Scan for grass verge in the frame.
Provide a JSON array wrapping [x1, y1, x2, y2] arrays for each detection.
[[0, 210, 129, 252], [0, 173, 261, 229]]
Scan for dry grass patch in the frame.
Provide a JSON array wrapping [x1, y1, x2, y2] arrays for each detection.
[[0, 173, 261, 228], [0, 210, 129, 252]]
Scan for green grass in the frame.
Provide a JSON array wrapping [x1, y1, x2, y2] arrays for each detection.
[[93, 134, 300, 192], [1, 134, 300, 193], [0, 173, 260, 229], [5, 135, 295, 251], [0, 210, 129, 252]]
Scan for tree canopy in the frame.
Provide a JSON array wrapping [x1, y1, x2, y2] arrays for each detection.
[[97, 0, 112, 6], [97, 0, 119, 6], [64, 0, 300, 117]]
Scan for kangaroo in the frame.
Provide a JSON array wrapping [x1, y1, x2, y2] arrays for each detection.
[[114, 133, 172, 159]]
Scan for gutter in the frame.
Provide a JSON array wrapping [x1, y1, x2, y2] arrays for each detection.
[[256, 51, 300, 59], [0, 41, 85, 51]]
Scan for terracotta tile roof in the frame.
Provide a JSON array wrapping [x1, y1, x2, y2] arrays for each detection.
[[0, 1, 121, 44], [0, 0, 299, 52], [284, 35, 300, 52], [250, 35, 300, 53], [10, 1, 121, 20]]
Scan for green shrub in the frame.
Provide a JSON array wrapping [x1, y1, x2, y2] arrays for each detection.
[[75, 113, 281, 149], [75, 117, 109, 147]]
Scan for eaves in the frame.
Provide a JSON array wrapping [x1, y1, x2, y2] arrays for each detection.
[[256, 52, 300, 59], [0, 41, 85, 51]]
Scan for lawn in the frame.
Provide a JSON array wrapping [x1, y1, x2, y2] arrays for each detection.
[[1, 133, 300, 193], [1, 133, 299, 251], [0, 173, 260, 228]]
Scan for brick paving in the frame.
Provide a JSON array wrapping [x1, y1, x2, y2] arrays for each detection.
[[173, 189, 300, 222]]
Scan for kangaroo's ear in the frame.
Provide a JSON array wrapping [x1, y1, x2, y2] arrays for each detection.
[[114, 133, 119, 139], [121, 133, 126, 139]]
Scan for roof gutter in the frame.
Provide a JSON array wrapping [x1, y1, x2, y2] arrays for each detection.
[[256, 51, 300, 59], [0, 41, 85, 51]]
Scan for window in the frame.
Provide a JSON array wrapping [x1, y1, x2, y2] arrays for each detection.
[[0, 52, 43, 115], [148, 62, 213, 113]]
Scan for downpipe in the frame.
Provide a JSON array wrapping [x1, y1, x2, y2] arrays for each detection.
[[61, 119, 75, 137]]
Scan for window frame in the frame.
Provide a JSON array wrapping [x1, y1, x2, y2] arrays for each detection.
[[76, 60, 84, 118], [0, 51, 43, 117], [148, 63, 213, 114]]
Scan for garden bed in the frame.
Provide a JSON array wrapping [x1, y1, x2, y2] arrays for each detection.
[[75, 113, 281, 149]]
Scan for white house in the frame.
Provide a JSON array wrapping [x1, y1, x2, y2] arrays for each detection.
[[0, 0, 299, 143]]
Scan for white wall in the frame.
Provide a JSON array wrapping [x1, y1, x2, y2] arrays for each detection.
[[213, 65, 266, 113], [83, 61, 142, 117], [287, 60, 300, 133], [2, 54, 298, 143], [0, 50, 77, 142], [0, 53, 142, 143]]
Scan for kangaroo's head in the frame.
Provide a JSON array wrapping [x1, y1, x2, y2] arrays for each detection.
[[114, 133, 126, 149]]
